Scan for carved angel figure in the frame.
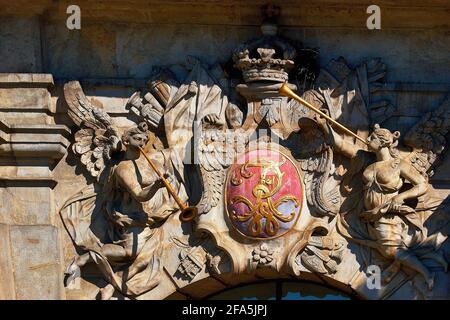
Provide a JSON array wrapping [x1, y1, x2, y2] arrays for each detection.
[[61, 81, 187, 299], [316, 116, 448, 290]]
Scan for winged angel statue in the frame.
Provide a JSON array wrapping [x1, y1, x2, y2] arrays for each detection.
[[60, 80, 191, 300], [290, 57, 450, 293], [60, 57, 244, 299]]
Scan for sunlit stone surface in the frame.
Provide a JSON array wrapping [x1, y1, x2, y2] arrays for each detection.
[[0, 1, 449, 300]]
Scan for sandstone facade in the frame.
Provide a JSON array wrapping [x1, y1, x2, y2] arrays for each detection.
[[0, 1, 449, 300]]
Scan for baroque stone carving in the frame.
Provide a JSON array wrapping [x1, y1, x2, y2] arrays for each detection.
[[251, 243, 275, 268], [297, 226, 345, 275], [61, 81, 188, 300], [177, 247, 207, 281], [325, 120, 449, 290], [59, 15, 449, 300]]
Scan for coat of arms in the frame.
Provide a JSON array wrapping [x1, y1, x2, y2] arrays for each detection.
[[226, 148, 302, 239]]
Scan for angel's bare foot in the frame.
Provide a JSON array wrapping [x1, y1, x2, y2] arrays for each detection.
[[100, 284, 116, 300], [427, 273, 435, 291], [64, 257, 81, 287], [381, 262, 400, 284]]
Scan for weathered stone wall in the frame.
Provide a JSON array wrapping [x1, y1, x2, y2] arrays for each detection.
[[0, 0, 449, 300], [0, 74, 68, 299], [2, 17, 450, 83]]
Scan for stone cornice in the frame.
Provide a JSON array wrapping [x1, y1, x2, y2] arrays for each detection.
[[0, 73, 54, 88], [0, 120, 70, 160], [0, 73, 69, 186], [0, 0, 449, 29]]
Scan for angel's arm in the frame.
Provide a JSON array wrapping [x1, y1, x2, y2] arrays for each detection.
[[317, 118, 361, 159], [115, 164, 164, 203], [395, 160, 428, 203]]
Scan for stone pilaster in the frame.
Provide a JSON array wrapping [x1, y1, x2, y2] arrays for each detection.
[[0, 73, 69, 299]]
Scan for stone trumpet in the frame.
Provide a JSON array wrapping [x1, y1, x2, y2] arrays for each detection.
[[279, 83, 368, 145], [138, 147, 198, 222]]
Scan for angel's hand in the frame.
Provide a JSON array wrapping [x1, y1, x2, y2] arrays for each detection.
[[389, 196, 405, 212], [314, 111, 332, 136], [388, 200, 415, 215], [315, 114, 327, 131], [156, 175, 170, 189], [203, 114, 223, 125], [114, 214, 134, 228], [148, 173, 172, 189]]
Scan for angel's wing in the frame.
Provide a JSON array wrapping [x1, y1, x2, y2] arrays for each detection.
[[64, 81, 121, 180], [197, 129, 247, 214], [403, 95, 450, 178]]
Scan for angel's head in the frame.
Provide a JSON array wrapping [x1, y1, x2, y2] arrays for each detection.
[[122, 122, 149, 150], [367, 124, 400, 156]]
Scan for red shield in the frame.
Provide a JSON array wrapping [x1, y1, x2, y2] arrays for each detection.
[[225, 148, 303, 239]]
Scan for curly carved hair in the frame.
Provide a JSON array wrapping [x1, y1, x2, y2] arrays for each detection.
[[122, 122, 149, 144]]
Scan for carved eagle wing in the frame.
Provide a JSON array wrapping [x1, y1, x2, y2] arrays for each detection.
[[197, 129, 247, 214], [64, 81, 121, 180]]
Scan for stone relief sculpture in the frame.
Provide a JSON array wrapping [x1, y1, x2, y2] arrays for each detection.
[[61, 81, 188, 299], [59, 11, 449, 299], [297, 224, 345, 275], [317, 118, 448, 289]]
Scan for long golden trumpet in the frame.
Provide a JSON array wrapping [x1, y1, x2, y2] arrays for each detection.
[[138, 147, 198, 222], [279, 83, 368, 145]]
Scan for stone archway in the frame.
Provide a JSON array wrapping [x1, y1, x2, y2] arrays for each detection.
[[163, 273, 365, 300]]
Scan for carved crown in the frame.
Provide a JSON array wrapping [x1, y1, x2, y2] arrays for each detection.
[[233, 20, 296, 83]]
